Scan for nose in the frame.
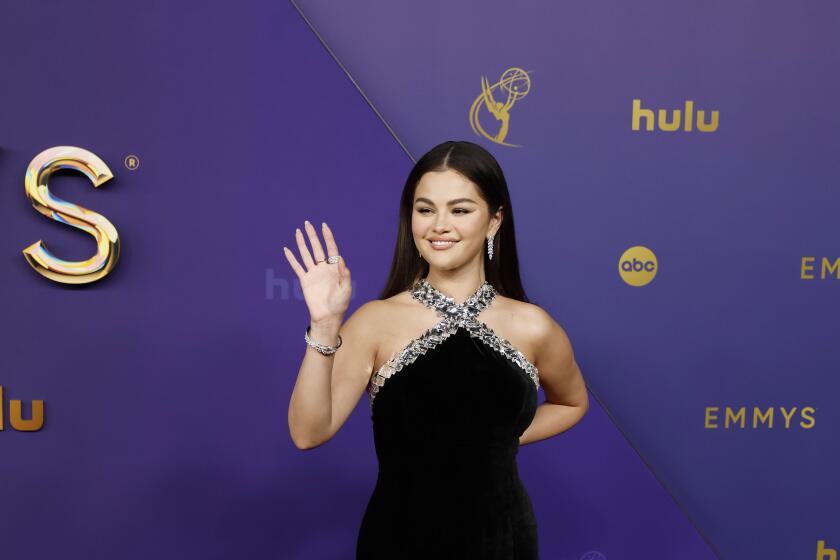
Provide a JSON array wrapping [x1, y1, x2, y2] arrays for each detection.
[[433, 214, 451, 231]]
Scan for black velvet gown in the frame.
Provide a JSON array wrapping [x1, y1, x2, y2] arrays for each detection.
[[356, 277, 540, 559]]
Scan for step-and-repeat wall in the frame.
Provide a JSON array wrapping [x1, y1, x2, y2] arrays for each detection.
[[1, 1, 837, 559]]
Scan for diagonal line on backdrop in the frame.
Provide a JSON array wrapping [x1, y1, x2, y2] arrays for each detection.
[[585, 385, 723, 559], [290, 2, 722, 558], [289, 0, 416, 163]]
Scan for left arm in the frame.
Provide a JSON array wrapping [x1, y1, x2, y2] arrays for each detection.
[[519, 307, 589, 445]]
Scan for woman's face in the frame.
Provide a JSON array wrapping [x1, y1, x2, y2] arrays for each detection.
[[412, 169, 501, 271]]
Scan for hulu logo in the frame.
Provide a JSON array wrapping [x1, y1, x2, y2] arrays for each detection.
[[631, 99, 719, 132], [818, 540, 837, 560], [0, 386, 44, 432]]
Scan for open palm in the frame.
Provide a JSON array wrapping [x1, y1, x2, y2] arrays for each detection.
[[283, 220, 352, 325]]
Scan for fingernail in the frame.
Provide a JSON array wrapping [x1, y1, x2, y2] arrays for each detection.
[[305, 220, 310, 226]]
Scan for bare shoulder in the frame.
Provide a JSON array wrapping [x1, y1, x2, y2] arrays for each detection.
[[376, 287, 434, 317], [332, 298, 392, 380], [365, 289, 445, 372], [338, 289, 417, 349], [339, 298, 389, 334], [491, 295, 574, 366], [490, 294, 555, 335], [527, 302, 571, 345]]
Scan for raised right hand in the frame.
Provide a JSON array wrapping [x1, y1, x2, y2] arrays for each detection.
[[283, 220, 352, 326]]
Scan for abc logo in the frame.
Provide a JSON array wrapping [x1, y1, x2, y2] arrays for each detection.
[[619, 246, 657, 287]]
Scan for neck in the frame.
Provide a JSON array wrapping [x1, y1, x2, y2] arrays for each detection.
[[422, 270, 486, 305]]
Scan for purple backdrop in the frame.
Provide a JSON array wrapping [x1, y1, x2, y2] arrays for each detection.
[[294, 1, 840, 559], [0, 1, 836, 559]]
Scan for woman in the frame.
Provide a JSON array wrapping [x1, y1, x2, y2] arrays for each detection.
[[284, 140, 589, 559]]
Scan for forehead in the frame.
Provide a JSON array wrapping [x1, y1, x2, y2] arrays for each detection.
[[414, 170, 480, 202]]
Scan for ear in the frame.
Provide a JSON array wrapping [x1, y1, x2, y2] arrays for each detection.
[[489, 205, 503, 237]]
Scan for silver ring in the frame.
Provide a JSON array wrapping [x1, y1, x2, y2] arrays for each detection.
[[326, 255, 342, 264]]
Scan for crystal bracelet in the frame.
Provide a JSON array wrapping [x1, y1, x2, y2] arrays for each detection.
[[304, 325, 342, 356]]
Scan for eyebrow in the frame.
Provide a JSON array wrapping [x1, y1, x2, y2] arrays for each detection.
[[414, 197, 478, 205]]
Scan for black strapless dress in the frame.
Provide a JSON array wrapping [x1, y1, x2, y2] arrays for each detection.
[[356, 277, 540, 559]]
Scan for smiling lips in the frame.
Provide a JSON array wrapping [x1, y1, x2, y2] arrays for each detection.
[[428, 239, 459, 250]]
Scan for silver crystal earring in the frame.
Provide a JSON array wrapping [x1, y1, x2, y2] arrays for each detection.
[[487, 234, 494, 260]]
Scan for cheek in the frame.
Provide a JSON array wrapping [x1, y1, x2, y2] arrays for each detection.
[[410, 217, 425, 237], [460, 215, 487, 237], [411, 211, 436, 232]]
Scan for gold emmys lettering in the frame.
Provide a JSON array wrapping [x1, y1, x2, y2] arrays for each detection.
[[22, 146, 120, 284], [469, 67, 531, 147], [704, 406, 816, 429], [801, 256, 840, 280]]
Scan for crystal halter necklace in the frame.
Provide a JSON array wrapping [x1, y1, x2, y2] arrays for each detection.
[[367, 277, 540, 406]]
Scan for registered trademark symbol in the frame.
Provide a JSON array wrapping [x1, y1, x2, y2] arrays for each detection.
[[124, 154, 140, 170]]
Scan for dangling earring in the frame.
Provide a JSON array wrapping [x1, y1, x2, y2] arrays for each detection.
[[487, 234, 494, 260]]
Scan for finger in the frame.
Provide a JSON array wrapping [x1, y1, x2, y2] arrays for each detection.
[[283, 246, 306, 279], [322, 222, 347, 280], [321, 222, 340, 259], [295, 227, 316, 270], [304, 220, 326, 264]]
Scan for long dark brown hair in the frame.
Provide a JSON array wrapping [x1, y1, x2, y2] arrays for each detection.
[[378, 140, 530, 302]]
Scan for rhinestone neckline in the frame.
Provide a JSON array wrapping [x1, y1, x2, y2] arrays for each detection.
[[410, 277, 496, 325], [367, 277, 540, 407], [416, 277, 493, 306]]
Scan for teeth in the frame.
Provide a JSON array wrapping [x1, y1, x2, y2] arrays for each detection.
[[431, 240, 456, 246]]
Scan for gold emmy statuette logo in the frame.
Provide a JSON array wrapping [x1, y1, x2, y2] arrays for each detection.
[[618, 246, 657, 287], [469, 67, 531, 147], [22, 146, 120, 284]]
